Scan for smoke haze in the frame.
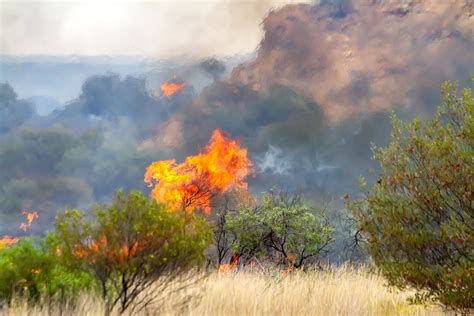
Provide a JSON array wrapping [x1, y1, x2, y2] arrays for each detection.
[[1, 0, 310, 58]]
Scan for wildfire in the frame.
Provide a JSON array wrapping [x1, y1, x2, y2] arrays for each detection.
[[218, 252, 239, 273], [144, 129, 253, 213], [72, 236, 140, 263], [0, 235, 19, 248], [19, 210, 39, 231], [0, 210, 38, 249], [160, 81, 186, 98]]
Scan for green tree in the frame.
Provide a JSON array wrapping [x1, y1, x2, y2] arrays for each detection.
[[225, 205, 267, 264], [260, 192, 333, 268], [346, 79, 474, 312], [54, 190, 212, 314], [0, 237, 94, 305], [225, 191, 333, 268]]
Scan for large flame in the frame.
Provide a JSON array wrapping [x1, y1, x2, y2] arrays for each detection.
[[160, 81, 186, 98], [144, 129, 253, 213]]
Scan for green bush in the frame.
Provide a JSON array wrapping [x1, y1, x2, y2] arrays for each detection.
[[54, 190, 212, 314], [0, 236, 94, 305], [346, 79, 474, 312], [225, 191, 333, 268]]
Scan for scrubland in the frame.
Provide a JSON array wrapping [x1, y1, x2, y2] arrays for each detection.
[[4, 265, 443, 316]]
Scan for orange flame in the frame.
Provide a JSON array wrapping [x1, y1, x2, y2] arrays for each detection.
[[144, 129, 253, 214], [160, 81, 186, 97], [19, 210, 39, 231], [72, 235, 140, 264], [31, 268, 41, 275], [0, 235, 19, 247], [0, 210, 38, 250], [219, 252, 239, 273], [281, 266, 296, 278]]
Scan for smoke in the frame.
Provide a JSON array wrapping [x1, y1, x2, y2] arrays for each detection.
[[0, 74, 176, 234], [0, 83, 35, 133], [231, 0, 474, 120], [257, 145, 292, 176], [1, 0, 311, 58], [200, 58, 226, 82]]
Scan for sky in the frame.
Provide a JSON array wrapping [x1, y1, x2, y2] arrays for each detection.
[[0, 0, 311, 58]]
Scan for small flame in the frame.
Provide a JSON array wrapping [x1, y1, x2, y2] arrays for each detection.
[[281, 266, 296, 278], [160, 81, 186, 98], [145, 129, 253, 213], [0, 210, 39, 250], [0, 235, 19, 247], [72, 236, 140, 263], [219, 252, 239, 273], [19, 210, 39, 232], [31, 268, 41, 275]]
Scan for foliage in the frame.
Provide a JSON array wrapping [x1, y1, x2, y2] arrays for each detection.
[[0, 78, 396, 240], [224, 191, 333, 268], [225, 206, 267, 263], [54, 190, 212, 314], [0, 236, 94, 305], [260, 192, 334, 267], [0, 124, 163, 226], [346, 79, 474, 311]]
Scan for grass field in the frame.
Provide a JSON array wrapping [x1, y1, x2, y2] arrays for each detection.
[[4, 265, 443, 315]]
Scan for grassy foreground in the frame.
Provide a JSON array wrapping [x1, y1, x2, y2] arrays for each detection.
[[4, 266, 443, 315]]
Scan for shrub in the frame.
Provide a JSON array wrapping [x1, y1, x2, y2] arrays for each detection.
[[346, 79, 474, 312], [224, 205, 267, 264], [54, 190, 212, 314], [225, 191, 333, 268], [260, 192, 334, 267], [0, 236, 94, 305]]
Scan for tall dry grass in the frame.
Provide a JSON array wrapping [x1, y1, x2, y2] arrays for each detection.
[[3, 265, 443, 316]]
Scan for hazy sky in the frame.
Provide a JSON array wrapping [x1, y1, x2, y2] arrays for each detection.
[[1, 0, 310, 58]]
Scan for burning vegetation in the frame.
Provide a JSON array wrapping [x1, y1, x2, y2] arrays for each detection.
[[0, 235, 19, 248], [160, 81, 186, 98], [19, 210, 39, 231], [144, 129, 253, 213], [0, 210, 38, 248]]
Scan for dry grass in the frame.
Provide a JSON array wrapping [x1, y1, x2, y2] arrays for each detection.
[[4, 265, 443, 316]]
